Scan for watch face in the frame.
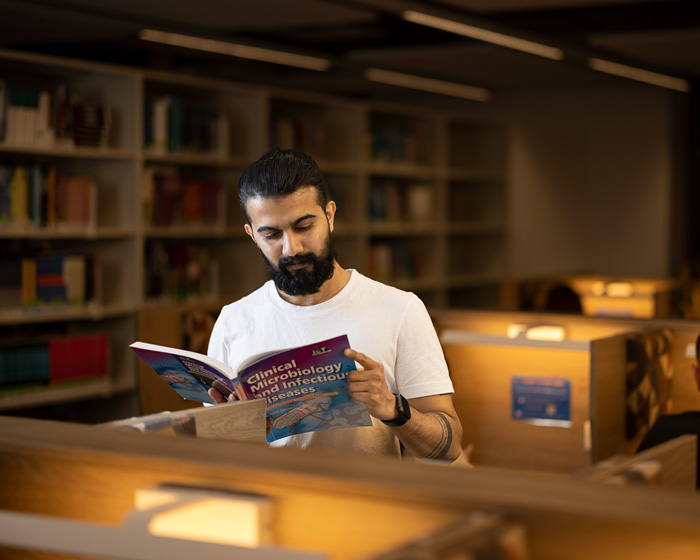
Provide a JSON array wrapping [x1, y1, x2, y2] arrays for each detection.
[[395, 394, 410, 421]]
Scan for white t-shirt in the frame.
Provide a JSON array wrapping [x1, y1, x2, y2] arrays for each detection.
[[207, 269, 453, 456]]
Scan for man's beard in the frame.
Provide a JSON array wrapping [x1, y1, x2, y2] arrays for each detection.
[[263, 235, 335, 296]]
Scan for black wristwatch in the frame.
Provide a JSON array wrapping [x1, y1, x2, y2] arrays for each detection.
[[381, 393, 411, 427]]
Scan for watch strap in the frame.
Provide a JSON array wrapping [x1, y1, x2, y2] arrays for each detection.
[[381, 393, 411, 427]]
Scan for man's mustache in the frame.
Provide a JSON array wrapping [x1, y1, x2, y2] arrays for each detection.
[[278, 253, 316, 269]]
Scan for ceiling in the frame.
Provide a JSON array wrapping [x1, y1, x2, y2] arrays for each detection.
[[0, 0, 698, 109]]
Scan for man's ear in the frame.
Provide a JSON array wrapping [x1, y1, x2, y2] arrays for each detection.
[[692, 363, 700, 392], [326, 200, 336, 232], [244, 223, 255, 242]]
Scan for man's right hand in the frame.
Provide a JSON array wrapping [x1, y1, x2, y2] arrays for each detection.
[[208, 386, 236, 403]]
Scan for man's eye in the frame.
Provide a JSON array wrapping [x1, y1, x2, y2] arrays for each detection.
[[264, 232, 281, 240], [295, 225, 311, 232]]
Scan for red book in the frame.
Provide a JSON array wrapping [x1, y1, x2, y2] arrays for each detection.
[[49, 332, 110, 384]]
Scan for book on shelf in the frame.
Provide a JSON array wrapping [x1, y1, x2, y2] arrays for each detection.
[[369, 120, 430, 165], [367, 241, 421, 283], [0, 253, 100, 310], [49, 332, 110, 384], [368, 180, 434, 225], [0, 331, 110, 394], [0, 79, 7, 143], [0, 337, 50, 392], [131, 334, 372, 443], [144, 241, 218, 301], [0, 164, 97, 231], [72, 101, 112, 147], [181, 308, 219, 355], [406, 183, 434, 224], [0, 79, 111, 149], [144, 94, 229, 156], [270, 113, 327, 160], [369, 179, 401, 224], [142, 166, 226, 229]]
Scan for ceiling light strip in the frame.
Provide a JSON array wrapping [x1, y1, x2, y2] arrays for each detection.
[[139, 29, 332, 72], [403, 10, 564, 61], [364, 68, 491, 101], [589, 58, 690, 92]]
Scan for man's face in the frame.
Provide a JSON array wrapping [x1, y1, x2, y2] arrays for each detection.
[[244, 187, 336, 296]]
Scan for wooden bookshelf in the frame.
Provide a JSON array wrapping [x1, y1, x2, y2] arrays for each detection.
[[0, 48, 140, 413], [0, 47, 509, 415]]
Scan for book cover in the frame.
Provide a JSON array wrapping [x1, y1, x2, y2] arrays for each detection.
[[130, 334, 372, 442], [49, 332, 110, 384]]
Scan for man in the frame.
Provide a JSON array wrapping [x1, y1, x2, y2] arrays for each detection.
[[207, 148, 463, 461], [636, 332, 700, 488]]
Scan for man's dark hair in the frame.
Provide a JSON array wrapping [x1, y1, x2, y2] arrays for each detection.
[[238, 148, 330, 223]]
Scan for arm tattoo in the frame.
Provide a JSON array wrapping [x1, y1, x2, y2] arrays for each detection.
[[426, 412, 453, 460]]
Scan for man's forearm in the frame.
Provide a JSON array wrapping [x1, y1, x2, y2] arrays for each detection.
[[392, 407, 463, 461]]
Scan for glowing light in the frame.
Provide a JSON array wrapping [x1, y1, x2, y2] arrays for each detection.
[[589, 58, 690, 92], [364, 68, 491, 101], [135, 486, 272, 548], [403, 11, 564, 60], [140, 29, 332, 71]]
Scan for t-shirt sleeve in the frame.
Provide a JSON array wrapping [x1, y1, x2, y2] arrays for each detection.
[[394, 295, 453, 399], [207, 311, 229, 366]]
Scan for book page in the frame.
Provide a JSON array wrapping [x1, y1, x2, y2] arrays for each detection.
[[131, 342, 238, 404]]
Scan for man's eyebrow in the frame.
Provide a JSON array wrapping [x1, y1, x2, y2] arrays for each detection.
[[256, 213, 317, 233]]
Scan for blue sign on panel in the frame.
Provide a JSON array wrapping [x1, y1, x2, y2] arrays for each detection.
[[511, 375, 572, 428]]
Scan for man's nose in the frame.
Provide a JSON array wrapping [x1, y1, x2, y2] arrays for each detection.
[[282, 231, 303, 256]]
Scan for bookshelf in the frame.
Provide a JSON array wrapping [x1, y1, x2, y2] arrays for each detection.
[[446, 119, 508, 309], [0, 49, 140, 413], [0, 48, 509, 415]]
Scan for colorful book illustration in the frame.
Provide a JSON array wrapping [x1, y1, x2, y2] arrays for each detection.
[[130, 334, 372, 442]]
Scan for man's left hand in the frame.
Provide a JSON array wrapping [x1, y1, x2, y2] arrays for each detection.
[[344, 348, 397, 421]]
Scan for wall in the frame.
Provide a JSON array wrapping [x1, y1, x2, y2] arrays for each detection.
[[497, 85, 677, 278]]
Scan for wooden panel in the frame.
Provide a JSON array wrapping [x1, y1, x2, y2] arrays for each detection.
[[433, 310, 700, 414], [0, 417, 466, 560], [444, 342, 591, 474], [2, 416, 700, 560], [590, 334, 635, 461], [572, 434, 697, 492], [102, 398, 267, 443]]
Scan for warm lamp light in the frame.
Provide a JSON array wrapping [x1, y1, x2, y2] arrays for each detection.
[[591, 281, 606, 297], [506, 323, 528, 339], [134, 486, 272, 548], [605, 282, 634, 298], [507, 323, 566, 342], [590, 280, 634, 298], [526, 325, 566, 342]]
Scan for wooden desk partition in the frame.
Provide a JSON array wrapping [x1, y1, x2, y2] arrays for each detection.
[[439, 329, 628, 473], [1, 416, 700, 560], [102, 398, 267, 443], [572, 434, 697, 492], [432, 309, 700, 474]]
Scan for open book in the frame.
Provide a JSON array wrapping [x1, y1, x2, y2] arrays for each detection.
[[130, 334, 372, 442]]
